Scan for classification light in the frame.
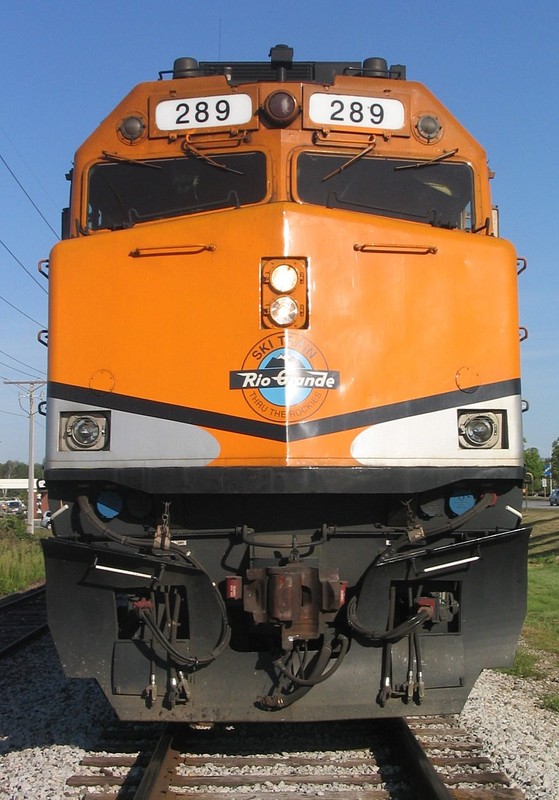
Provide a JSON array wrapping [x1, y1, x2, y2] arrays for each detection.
[[119, 115, 146, 142], [416, 114, 441, 142], [263, 91, 299, 126]]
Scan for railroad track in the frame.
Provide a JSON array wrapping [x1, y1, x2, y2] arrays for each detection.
[[0, 584, 48, 657], [67, 715, 525, 799]]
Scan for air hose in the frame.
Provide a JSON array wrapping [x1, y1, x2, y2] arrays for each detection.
[[346, 596, 432, 642], [273, 634, 349, 687], [260, 635, 349, 710], [376, 492, 496, 565], [77, 494, 231, 667]]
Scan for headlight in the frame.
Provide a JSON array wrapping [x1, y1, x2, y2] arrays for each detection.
[[71, 416, 101, 447], [458, 411, 502, 449], [270, 296, 299, 326], [270, 263, 299, 293], [261, 257, 308, 329], [60, 412, 110, 451]]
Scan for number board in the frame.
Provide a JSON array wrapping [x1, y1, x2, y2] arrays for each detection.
[[308, 93, 405, 131], [155, 93, 253, 131]]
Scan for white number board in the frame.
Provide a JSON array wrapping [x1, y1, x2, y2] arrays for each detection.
[[155, 93, 253, 131], [309, 93, 405, 131]]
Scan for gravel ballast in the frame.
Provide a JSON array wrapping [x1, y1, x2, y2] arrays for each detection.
[[1, 635, 558, 799]]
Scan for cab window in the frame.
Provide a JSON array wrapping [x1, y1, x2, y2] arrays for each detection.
[[296, 152, 474, 230], [87, 151, 267, 230]]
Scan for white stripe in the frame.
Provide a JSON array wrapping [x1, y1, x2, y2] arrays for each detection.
[[94, 563, 153, 579], [350, 394, 523, 466], [423, 556, 480, 573]]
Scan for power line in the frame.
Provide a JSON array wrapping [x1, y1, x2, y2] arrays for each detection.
[[0, 360, 44, 380], [0, 236, 48, 294], [0, 124, 60, 212], [0, 408, 26, 418], [0, 348, 45, 376], [0, 153, 59, 239], [3, 379, 46, 534], [0, 293, 45, 327]]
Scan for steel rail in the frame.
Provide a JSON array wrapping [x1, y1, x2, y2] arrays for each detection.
[[386, 717, 455, 800], [133, 725, 182, 800], [0, 584, 48, 658]]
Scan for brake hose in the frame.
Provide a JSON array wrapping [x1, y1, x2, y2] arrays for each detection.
[[272, 635, 349, 687], [77, 494, 231, 667], [347, 595, 432, 642]]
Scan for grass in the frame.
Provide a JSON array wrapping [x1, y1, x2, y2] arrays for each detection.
[[500, 504, 559, 712], [523, 505, 559, 654], [0, 516, 47, 596], [504, 647, 545, 680]]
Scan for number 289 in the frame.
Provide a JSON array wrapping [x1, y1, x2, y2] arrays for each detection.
[[175, 99, 231, 125], [329, 99, 384, 125]]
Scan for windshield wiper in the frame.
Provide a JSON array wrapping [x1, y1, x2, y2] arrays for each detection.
[[393, 148, 459, 170], [321, 143, 376, 182], [102, 151, 162, 169], [182, 141, 243, 175]]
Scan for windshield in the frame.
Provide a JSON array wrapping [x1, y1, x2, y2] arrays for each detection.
[[297, 152, 474, 230], [87, 151, 267, 230]]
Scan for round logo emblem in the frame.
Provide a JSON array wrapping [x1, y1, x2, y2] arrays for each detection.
[[230, 332, 339, 423]]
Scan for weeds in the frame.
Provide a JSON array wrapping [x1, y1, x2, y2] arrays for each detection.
[[0, 516, 46, 596], [505, 506, 559, 712], [541, 693, 559, 713], [501, 647, 545, 680]]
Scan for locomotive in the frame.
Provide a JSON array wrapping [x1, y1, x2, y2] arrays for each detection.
[[41, 46, 530, 723]]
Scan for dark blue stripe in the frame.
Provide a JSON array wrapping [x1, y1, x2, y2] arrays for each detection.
[[47, 378, 521, 443]]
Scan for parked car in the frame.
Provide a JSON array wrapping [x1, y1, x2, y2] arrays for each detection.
[[1, 499, 26, 516], [550, 488, 559, 506], [40, 510, 52, 529]]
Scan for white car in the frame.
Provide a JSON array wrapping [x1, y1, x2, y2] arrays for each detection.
[[40, 510, 52, 528]]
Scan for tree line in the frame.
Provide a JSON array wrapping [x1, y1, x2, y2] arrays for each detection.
[[0, 461, 43, 480], [524, 437, 559, 493]]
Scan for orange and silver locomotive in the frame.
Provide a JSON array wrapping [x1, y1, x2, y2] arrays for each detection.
[[42, 46, 530, 722]]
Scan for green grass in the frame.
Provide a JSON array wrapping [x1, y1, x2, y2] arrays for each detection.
[[501, 505, 559, 712], [523, 506, 559, 655], [525, 561, 559, 654], [0, 516, 47, 596], [503, 647, 545, 680]]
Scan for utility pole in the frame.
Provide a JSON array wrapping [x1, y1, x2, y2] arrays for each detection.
[[3, 380, 45, 534]]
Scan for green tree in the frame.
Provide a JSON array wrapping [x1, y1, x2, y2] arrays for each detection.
[[524, 446, 544, 493], [0, 461, 43, 479], [0, 460, 27, 479], [551, 438, 559, 484]]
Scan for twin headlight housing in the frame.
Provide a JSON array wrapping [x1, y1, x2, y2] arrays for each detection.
[[261, 258, 308, 328]]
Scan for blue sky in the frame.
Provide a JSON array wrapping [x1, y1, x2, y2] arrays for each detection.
[[0, 1, 557, 463]]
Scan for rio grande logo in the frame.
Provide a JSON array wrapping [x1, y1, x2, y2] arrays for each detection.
[[230, 333, 339, 422]]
